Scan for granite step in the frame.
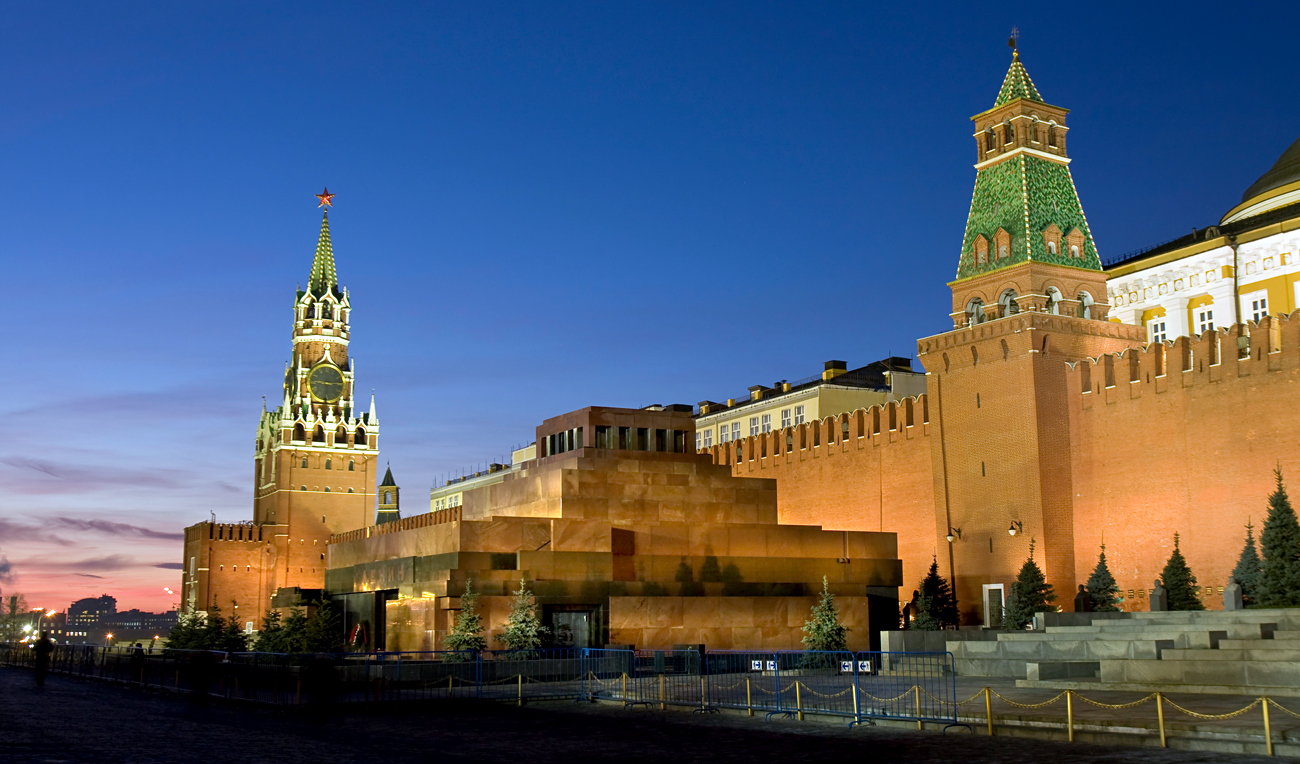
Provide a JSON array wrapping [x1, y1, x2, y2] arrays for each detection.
[[1159, 647, 1300, 662]]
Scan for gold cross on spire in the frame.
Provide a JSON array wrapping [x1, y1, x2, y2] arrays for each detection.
[[316, 187, 335, 208], [1009, 27, 1020, 60]]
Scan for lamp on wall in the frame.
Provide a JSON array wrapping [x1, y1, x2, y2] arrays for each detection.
[[1008, 520, 1024, 537], [946, 527, 963, 543]]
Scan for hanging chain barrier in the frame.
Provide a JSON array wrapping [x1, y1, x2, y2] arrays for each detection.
[[4, 642, 1297, 754]]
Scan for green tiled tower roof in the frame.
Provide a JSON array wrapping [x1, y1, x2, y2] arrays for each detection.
[[308, 211, 337, 295], [956, 55, 1100, 281], [993, 53, 1044, 107]]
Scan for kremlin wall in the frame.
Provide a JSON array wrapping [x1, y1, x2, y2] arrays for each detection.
[[185, 51, 1300, 648]]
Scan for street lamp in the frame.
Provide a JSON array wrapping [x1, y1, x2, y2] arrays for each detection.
[[1008, 520, 1024, 537], [946, 527, 963, 543]]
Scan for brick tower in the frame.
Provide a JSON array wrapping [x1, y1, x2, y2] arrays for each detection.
[[915, 45, 1143, 623], [182, 191, 381, 619]]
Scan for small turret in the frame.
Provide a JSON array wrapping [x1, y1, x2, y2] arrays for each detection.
[[376, 464, 400, 525]]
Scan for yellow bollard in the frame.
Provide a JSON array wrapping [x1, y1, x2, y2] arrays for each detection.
[[1263, 697, 1273, 757], [1066, 690, 1074, 743], [448, 674, 454, 698], [747, 677, 753, 716], [852, 682, 860, 724], [622, 672, 628, 703], [517, 674, 523, 706], [984, 687, 994, 737], [915, 685, 923, 730], [700, 676, 707, 711], [1156, 692, 1167, 748], [796, 682, 804, 721], [659, 674, 666, 711]]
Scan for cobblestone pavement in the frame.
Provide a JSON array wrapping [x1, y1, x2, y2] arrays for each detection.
[[0, 669, 1287, 764]]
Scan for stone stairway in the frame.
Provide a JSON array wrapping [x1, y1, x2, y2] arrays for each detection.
[[942, 609, 1300, 695]]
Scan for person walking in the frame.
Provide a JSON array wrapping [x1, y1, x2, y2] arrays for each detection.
[[129, 642, 146, 684], [33, 632, 54, 688]]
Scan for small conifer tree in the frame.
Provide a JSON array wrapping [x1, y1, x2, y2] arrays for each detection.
[[918, 557, 959, 628], [908, 592, 941, 631], [1005, 540, 1056, 630], [801, 576, 849, 652], [1086, 544, 1122, 612], [1161, 533, 1205, 611], [303, 599, 344, 652], [1258, 467, 1300, 607], [1232, 521, 1262, 608], [498, 578, 548, 653], [445, 578, 487, 655]]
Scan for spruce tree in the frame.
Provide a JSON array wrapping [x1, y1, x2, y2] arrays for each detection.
[[918, 557, 959, 628], [1232, 521, 1262, 608], [1005, 539, 1056, 630], [303, 599, 344, 652], [908, 592, 941, 631], [1086, 544, 1122, 612], [801, 576, 849, 652], [1161, 533, 1205, 611], [498, 578, 548, 653], [1258, 467, 1300, 607], [445, 578, 487, 655]]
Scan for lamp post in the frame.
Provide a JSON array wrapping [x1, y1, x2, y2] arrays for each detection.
[[1008, 520, 1024, 537]]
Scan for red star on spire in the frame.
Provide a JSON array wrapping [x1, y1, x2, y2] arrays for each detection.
[[316, 187, 335, 208]]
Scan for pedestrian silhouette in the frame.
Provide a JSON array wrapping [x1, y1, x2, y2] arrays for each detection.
[[129, 642, 146, 684], [33, 631, 54, 688]]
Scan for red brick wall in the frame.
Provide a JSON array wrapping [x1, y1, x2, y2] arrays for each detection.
[[1069, 313, 1300, 610]]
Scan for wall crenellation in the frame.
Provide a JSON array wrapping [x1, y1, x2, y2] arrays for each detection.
[[1072, 311, 1300, 396], [705, 394, 931, 467]]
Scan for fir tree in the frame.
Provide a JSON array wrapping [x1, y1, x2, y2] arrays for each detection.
[[498, 578, 548, 653], [801, 576, 849, 652], [219, 610, 250, 652], [1232, 521, 1262, 608], [445, 578, 487, 655], [166, 610, 205, 650], [1086, 544, 1122, 612], [1161, 533, 1205, 611], [908, 592, 941, 631], [1005, 539, 1056, 630], [254, 610, 287, 653], [918, 557, 959, 629], [1258, 467, 1300, 607], [303, 599, 344, 652]]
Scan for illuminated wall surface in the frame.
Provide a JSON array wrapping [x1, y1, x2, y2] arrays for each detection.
[[327, 406, 902, 651]]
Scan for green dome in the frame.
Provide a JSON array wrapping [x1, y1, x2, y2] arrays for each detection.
[[1241, 135, 1300, 204]]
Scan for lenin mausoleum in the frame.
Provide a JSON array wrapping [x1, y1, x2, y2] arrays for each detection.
[[184, 49, 1300, 649]]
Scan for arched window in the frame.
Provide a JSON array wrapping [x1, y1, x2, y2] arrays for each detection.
[[1070, 244, 1080, 258], [293, 424, 305, 442], [347, 487, 354, 493], [1029, 117, 1040, 143], [984, 127, 995, 152], [348, 461, 354, 471], [300, 485, 307, 491], [336, 426, 347, 443], [1047, 241, 1057, 255], [1047, 124, 1057, 147], [965, 298, 985, 326], [1003, 121, 1013, 144], [1045, 287, 1062, 315], [313, 426, 326, 444], [324, 486, 330, 492], [301, 457, 308, 469], [384, 491, 392, 504], [999, 289, 1020, 316], [325, 458, 332, 470], [355, 427, 366, 446], [999, 244, 1009, 259], [1077, 291, 1094, 319]]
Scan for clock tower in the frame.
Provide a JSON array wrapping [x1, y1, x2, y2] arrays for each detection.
[[182, 191, 383, 617]]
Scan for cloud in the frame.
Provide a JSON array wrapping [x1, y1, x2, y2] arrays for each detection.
[[0, 555, 13, 586], [74, 573, 104, 579], [58, 555, 137, 573], [0, 457, 193, 496], [0, 518, 73, 545], [50, 518, 183, 542], [153, 562, 183, 570]]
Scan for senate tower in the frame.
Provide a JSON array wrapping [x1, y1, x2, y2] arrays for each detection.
[[180, 191, 387, 622]]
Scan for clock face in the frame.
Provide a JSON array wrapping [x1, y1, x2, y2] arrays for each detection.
[[308, 364, 345, 402]]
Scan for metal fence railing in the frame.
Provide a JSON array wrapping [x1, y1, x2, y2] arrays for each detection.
[[0, 643, 957, 726]]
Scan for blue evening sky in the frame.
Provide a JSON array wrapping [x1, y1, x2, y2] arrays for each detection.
[[2, 2, 1297, 611]]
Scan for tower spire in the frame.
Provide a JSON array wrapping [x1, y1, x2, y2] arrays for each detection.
[[308, 188, 337, 295]]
